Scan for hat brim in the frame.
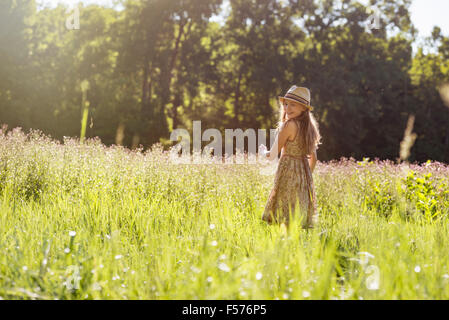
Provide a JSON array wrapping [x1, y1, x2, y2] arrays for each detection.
[[278, 96, 313, 111]]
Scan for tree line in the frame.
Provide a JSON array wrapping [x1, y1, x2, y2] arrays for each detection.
[[1, 0, 448, 163]]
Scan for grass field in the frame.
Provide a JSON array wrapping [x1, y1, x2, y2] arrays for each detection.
[[1, 127, 449, 299]]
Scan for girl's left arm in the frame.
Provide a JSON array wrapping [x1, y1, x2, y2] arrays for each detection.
[[308, 150, 317, 172]]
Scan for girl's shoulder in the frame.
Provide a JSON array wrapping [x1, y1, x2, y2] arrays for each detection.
[[282, 119, 299, 142], [281, 118, 299, 129], [281, 119, 299, 132]]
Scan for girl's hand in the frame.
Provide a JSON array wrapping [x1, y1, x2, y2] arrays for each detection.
[[258, 144, 268, 157]]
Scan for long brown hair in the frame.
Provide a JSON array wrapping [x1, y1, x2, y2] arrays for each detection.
[[276, 99, 322, 155]]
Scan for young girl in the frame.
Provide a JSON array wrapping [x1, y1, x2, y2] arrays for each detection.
[[259, 85, 321, 229]]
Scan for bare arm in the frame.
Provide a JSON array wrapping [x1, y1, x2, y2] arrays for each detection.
[[265, 121, 295, 161], [308, 149, 317, 172]]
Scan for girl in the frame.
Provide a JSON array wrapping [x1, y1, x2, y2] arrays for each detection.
[[259, 85, 321, 229]]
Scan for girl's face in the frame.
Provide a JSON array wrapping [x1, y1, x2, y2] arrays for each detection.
[[282, 99, 308, 120]]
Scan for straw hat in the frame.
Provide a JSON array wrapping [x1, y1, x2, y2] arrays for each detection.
[[278, 85, 314, 111]]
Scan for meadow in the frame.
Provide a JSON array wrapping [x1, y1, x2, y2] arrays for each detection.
[[1, 126, 449, 300]]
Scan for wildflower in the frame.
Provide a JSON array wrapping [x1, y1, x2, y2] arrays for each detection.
[[190, 266, 201, 274], [255, 272, 263, 280], [209, 224, 215, 230], [92, 283, 101, 291], [218, 262, 230, 272], [280, 223, 288, 236], [69, 231, 76, 237]]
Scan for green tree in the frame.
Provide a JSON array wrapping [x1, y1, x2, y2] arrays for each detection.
[[0, 0, 36, 129]]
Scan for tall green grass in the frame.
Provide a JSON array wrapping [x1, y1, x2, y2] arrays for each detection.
[[0, 126, 449, 299]]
